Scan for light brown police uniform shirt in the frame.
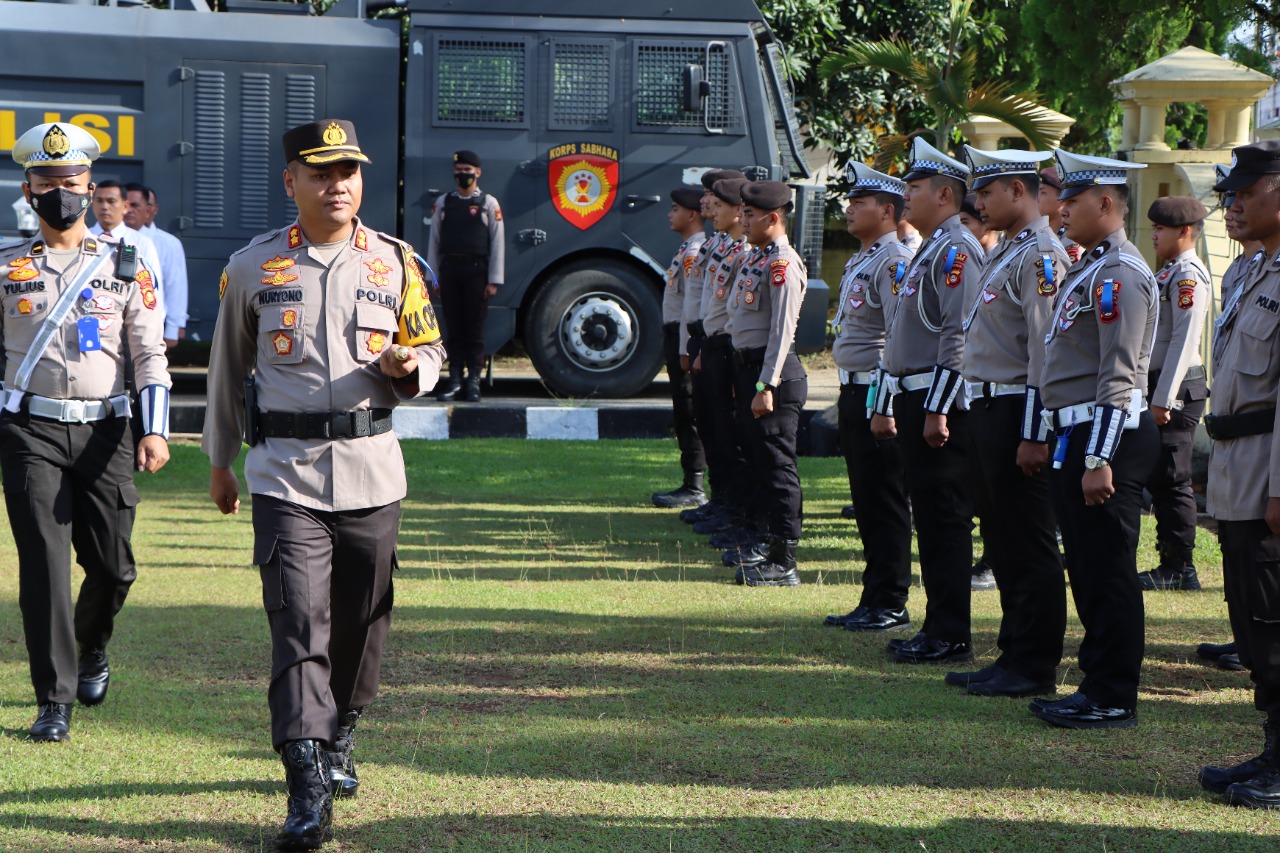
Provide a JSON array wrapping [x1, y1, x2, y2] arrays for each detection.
[[1148, 248, 1210, 410], [726, 236, 806, 387], [426, 190, 505, 284], [1207, 248, 1280, 520], [663, 232, 705, 335], [1041, 228, 1157, 412], [202, 219, 445, 512], [0, 235, 169, 400], [830, 234, 913, 376], [701, 235, 749, 337]]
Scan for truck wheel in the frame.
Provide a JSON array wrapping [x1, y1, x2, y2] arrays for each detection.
[[525, 261, 663, 398]]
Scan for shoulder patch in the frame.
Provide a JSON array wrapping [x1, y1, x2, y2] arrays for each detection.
[[770, 258, 789, 286], [945, 249, 968, 288], [218, 268, 228, 301], [1095, 279, 1120, 323], [1177, 279, 1196, 309]]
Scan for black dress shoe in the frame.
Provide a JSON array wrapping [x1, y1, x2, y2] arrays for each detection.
[[845, 607, 911, 633], [824, 606, 868, 628], [1197, 641, 1247, 671], [1137, 565, 1201, 591], [887, 631, 927, 654], [944, 662, 1003, 688], [76, 646, 110, 707], [435, 371, 463, 402], [1226, 768, 1280, 809], [739, 562, 800, 587], [693, 512, 734, 535], [840, 505, 857, 520], [1029, 691, 1136, 729], [708, 528, 762, 550], [326, 708, 363, 800], [723, 540, 769, 567], [1219, 653, 1246, 671], [892, 637, 973, 664], [30, 702, 71, 742], [278, 739, 334, 850], [967, 669, 1055, 698]]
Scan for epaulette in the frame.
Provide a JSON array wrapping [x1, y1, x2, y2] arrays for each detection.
[[229, 227, 285, 259], [0, 237, 35, 264], [376, 229, 418, 258], [1034, 226, 1064, 258], [1112, 252, 1154, 279]]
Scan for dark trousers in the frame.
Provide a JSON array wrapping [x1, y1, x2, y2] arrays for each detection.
[[0, 411, 138, 705], [700, 337, 752, 511], [895, 389, 973, 644], [962, 395, 1065, 682], [253, 495, 399, 750], [1051, 411, 1159, 709], [662, 323, 705, 477], [1147, 376, 1207, 567], [838, 382, 911, 610], [734, 353, 806, 540], [438, 254, 489, 374], [688, 334, 722, 495], [1219, 520, 1280, 715]]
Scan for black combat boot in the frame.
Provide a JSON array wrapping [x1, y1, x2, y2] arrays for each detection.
[[326, 708, 363, 799], [463, 370, 482, 402], [435, 367, 463, 402], [739, 538, 800, 587], [652, 471, 707, 509], [1137, 563, 1201, 591], [278, 740, 333, 851], [1201, 715, 1280, 794], [76, 645, 110, 706]]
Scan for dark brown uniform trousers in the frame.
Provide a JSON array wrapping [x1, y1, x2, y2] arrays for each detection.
[[0, 410, 138, 705], [253, 494, 399, 750], [1218, 520, 1280, 715]]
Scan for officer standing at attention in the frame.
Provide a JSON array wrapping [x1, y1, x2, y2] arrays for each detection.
[[652, 187, 708, 509], [1031, 149, 1159, 730], [203, 119, 444, 849], [947, 146, 1068, 697], [1197, 143, 1280, 807], [0, 122, 171, 742], [822, 161, 914, 633], [1038, 166, 1082, 264], [871, 136, 985, 664], [427, 150, 503, 402], [726, 180, 807, 586], [1138, 196, 1211, 591]]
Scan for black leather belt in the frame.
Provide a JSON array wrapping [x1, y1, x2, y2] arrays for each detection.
[[1150, 364, 1206, 389], [686, 320, 706, 338], [735, 346, 767, 365], [702, 333, 733, 351], [662, 321, 680, 333], [259, 409, 393, 440], [1204, 408, 1276, 441]]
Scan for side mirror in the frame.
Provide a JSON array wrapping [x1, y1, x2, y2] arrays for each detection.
[[681, 64, 710, 112]]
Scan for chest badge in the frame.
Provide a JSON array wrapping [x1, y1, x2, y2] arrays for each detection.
[[17, 297, 32, 314], [903, 285, 918, 298], [981, 290, 998, 304], [282, 309, 298, 328], [8, 257, 32, 268], [272, 332, 294, 356], [744, 291, 755, 305], [849, 298, 865, 311], [7, 267, 37, 282], [262, 256, 296, 273], [367, 331, 387, 355], [263, 270, 300, 286]]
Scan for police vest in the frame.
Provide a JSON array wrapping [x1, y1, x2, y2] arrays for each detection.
[[439, 192, 491, 258]]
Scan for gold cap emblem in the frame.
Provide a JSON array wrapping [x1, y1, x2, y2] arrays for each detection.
[[322, 122, 348, 147], [42, 125, 70, 158]]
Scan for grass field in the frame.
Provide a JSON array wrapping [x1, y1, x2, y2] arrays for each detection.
[[0, 439, 1276, 852]]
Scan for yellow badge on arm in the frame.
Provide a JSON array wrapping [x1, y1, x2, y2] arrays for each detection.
[[396, 245, 440, 347], [218, 268, 228, 300]]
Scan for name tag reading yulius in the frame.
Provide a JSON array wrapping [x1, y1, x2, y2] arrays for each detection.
[[77, 316, 102, 352]]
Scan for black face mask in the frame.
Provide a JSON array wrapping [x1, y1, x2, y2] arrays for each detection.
[[29, 187, 91, 231], [455, 172, 477, 189]]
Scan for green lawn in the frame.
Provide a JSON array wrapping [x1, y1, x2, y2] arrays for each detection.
[[0, 440, 1275, 851]]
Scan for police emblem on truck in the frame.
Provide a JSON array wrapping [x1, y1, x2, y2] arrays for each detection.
[[548, 143, 619, 231]]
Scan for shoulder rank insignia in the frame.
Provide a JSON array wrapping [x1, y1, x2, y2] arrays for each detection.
[[218, 269, 228, 301], [1037, 256, 1056, 297], [287, 225, 302, 249], [1095, 279, 1120, 323], [945, 249, 967, 288], [8, 256, 32, 268], [354, 228, 369, 252], [262, 256, 297, 273], [262, 271, 300, 286], [1177, 279, 1196, 309], [365, 258, 393, 276], [682, 255, 695, 276], [7, 267, 37, 282], [1015, 228, 1031, 242], [770, 258, 789, 286]]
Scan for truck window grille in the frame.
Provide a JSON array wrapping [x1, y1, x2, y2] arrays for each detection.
[[550, 41, 611, 130], [635, 41, 742, 132], [789, 184, 825, 279], [240, 73, 271, 231], [760, 42, 805, 179], [193, 70, 226, 229], [436, 38, 526, 126]]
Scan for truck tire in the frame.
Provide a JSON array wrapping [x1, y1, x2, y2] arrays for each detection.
[[525, 260, 663, 398]]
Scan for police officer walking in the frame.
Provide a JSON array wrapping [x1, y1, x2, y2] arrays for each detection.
[[0, 122, 171, 742], [1031, 150, 1159, 730], [1199, 142, 1280, 807], [947, 146, 1068, 697], [823, 161, 914, 632], [203, 119, 444, 849], [871, 137, 985, 664], [1139, 196, 1211, 591], [427, 150, 503, 402]]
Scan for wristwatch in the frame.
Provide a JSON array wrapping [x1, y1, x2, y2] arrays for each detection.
[[1084, 455, 1110, 470], [755, 381, 774, 393]]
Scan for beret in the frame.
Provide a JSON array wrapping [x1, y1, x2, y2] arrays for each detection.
[[1039, 166, 1063, 190], [960, 193, 983, 221], [740, 180, 792, 211], [670, 187, 704, 210], [700, 169, 747, 191], [1147, 195, 1208, 227], [711, 177, 749, 205], [453, 150, 482, 168]]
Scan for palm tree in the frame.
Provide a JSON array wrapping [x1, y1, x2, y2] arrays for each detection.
[[819, 0, 1060, 168]]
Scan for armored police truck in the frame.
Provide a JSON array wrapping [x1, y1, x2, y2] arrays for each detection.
[[0, 0, 827, 397]]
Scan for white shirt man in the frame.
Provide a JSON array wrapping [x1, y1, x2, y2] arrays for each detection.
[[125, 183, 188, 345]]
